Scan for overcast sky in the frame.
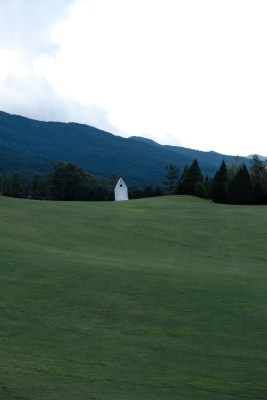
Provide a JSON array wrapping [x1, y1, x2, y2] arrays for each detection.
[[0, 0, 266, 156]]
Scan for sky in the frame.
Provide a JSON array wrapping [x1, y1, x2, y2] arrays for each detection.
[[0, 0, 267, 157]]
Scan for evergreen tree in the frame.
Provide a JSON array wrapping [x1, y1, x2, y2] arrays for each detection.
[[250, 155, 266, 204], [204, 175, 212, 199], [211, 160, 228, 203], [165, 164, 179, 194], [260, 166, 267, 202], [252, 181, 266, 204], [182, 159, 203, 196], [227, 163, 252, 204], [176, 164, 188, 194], [227, 156, 240, 184], [194, 181, 207, 198]]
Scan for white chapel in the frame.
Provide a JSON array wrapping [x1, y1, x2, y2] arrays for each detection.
[[114, 178, 128, 201]]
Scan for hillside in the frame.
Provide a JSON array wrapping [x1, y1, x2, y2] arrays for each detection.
[[0, 111, 249, 186], [0, 195, 266, 399]]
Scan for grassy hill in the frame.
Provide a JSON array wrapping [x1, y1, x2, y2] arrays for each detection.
[[0, 195, 266, 399], [0, 110, 249, 186]]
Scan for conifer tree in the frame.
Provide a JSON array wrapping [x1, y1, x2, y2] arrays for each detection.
[[182, 159, 203, 195], [194, 181, 207, 198], [260, 166, 267, 202], [227, 163, 252, 204], [176, 164, 188, 194], [227, 156, 240, 183], [165, 164, 179, 194], [211, 160, 228, 203], [250, 155, 265, 204]]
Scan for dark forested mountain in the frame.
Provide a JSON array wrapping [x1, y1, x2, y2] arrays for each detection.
[[0, 110, 250, 186]]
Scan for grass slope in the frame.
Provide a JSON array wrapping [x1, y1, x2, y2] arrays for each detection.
[[0, 195, 266, 400]]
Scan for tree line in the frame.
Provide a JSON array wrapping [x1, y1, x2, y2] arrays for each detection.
[[0, 162, 112, 201], [165, 155, 267, 205], [0, 156, 267, 204]]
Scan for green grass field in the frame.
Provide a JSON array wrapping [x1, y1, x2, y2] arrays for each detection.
[[0, 195, 266, 400]]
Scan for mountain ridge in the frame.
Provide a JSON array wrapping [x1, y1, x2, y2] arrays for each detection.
[[0, 110, 252, 186]]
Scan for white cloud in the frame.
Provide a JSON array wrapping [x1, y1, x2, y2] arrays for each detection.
[[0, 71, 120, 134], [0, 0, 73, 58], [0, 49, 28, 79], [0, 0, 116, 132], [0, 0, 267, 156]]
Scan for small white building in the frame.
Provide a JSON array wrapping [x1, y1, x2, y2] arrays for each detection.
[[114, 177, 128, 201]]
